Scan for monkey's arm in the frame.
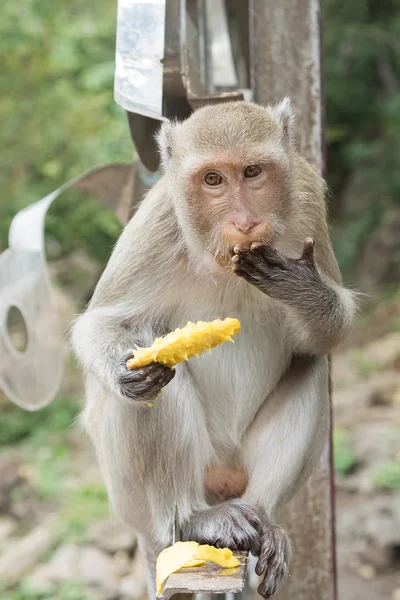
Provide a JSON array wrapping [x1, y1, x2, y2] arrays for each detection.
[[72, 307, 175, 403], [71, 185, 179, 403], [232, 239, 356, 355]]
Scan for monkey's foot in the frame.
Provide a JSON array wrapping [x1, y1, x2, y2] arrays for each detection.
[[182, 499, 262, 556], [255, 524, 291, 599]]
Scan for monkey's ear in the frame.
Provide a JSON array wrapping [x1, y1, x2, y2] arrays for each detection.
[[269, 97, 296, 147], [156, 120, 182, 171]]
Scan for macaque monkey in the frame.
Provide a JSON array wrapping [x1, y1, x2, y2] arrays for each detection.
[[72, 99, 355, 599]]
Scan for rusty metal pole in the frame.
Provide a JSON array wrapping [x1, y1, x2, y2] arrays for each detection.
[[249, 1, 337, 599]]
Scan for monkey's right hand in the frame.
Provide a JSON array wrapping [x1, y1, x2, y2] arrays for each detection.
[[117, 353, 175, 403]]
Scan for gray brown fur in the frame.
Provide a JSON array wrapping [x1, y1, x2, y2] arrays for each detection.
[[71, 99, 356, 598]]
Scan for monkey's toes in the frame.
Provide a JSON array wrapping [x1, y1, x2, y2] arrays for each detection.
[[256, 525, 291, 599]]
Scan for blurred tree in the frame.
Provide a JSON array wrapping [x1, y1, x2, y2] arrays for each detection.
[[324, 0, 400, 277], [1, 0, 399, 280], [0, 0, 131, 260]]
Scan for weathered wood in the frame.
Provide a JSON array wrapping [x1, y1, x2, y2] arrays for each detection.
[[250, 1, 336, 598], [156, 552, 249, 599]]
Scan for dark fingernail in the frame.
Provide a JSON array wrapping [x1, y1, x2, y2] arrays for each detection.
[[257, 582, 268, 599], [255, 560, 265, 576]]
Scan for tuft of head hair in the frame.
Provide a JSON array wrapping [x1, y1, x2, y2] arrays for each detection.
[[268, 97, 296, 147], [156, 119, 182, 172], [156, 98, 296, 172]]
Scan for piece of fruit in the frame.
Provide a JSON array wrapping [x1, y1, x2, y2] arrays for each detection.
[[127, 318, 241, 370], [156, 541, 240, 594], [182, 558, 206, 568], [156, 542, 199, 594], [194, 544, 240, 568]]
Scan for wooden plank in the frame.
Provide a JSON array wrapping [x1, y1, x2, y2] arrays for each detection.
[[156, 552, 249, 599], [249, 1, 337, 599]]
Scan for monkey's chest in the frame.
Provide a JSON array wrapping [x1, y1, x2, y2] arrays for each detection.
[[185, 312, 291, 444]]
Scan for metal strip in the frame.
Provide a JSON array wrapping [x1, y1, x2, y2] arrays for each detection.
[[0, 163, 141, 410]]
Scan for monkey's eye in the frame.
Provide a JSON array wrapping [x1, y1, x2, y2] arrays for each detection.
[[244, 165, 262, 178], [204, 172, 223, 186]]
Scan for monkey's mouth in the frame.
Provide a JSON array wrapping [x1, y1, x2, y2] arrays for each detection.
[[213, 224, 273, 267]]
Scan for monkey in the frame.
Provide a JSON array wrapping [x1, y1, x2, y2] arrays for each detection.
[[71, 98, 356, 599]]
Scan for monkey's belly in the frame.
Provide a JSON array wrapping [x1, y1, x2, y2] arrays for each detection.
[[204, 464, 249, 504], [187, 320, 290, 442]]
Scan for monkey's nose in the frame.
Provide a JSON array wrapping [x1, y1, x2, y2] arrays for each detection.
[[234, 216, 258, 234]]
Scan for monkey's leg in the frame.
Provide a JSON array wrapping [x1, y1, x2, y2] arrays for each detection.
[[137, 535, 161, 598], [241, 354, 329, 599], [82, 368, 213, 540]]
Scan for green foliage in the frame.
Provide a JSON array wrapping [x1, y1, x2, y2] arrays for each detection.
[[30, 442, 71, 500], [0, 393, 109, 537], [0, 0, 131, 261], [0, 580, 92, 600], [390, 317, 400, 332], [44, 189, 122, 265], [60, 482, 109, 541], [324, 0, 400, 274], [349, 348, 384, 378], [333, 429, 358, 475], [0, 396, 79, 447], [1, 0, 399, 277], [373, 460, 400, 490]]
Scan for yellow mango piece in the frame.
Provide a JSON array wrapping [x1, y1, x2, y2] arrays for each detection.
[[195, 544, 240, 569], [182, 559, 206, 568], [156, 541, 240, 594], [127, 318, 241, 370], [156, 542, 199, 594]]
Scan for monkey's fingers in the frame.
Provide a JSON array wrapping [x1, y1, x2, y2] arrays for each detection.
[[300, 237, 315, 263], [232, 265, 261, 287], [255, 525, 291, 599], [145, 364, 176, 387], [118, 362, 175, 402], [233, 244, 287, 270], [249, 242, 284, 265]]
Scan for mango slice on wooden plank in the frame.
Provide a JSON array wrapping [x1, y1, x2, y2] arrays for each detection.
[[156, 541, 240, 594], [127, 318, 241, 369], [156, 542, 199, 594], [182, 559, 206, 568], [194, 544, 240, 568]]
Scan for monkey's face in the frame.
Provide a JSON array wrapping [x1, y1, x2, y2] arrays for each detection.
[[184, 155, 288, 266], [159, 100, 295, 268]]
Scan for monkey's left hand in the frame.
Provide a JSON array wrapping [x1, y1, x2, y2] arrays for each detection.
[[232, 238, 326, 304]]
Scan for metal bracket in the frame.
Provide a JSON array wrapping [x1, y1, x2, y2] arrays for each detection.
[[0, 163, 150, 409], [123, 0, 251, 171]]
